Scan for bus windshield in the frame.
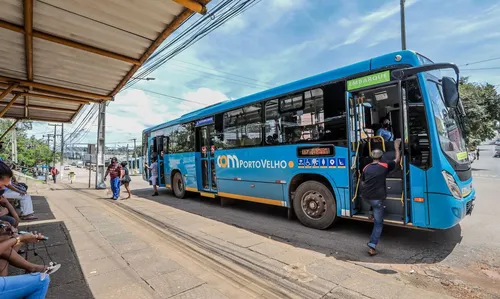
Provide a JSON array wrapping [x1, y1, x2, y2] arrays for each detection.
[[425, 78, 468, 163]]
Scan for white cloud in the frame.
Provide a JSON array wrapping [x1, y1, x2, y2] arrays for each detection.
[[218, 16, 247, 34], [176, 87, 230, 114], [339, 0, 419, 46], [270, 0, 304, 10]]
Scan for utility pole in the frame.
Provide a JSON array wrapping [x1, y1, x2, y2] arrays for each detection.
[[126, 144, 129, 166], [43, 134, 53, 182], [60, 124, 64, 180], [132, 138, 137, 174], [48, 124, 62, 168], [400, 0, 407, 50], [11, 122, 17, 164], [95, 103, 106, 189]]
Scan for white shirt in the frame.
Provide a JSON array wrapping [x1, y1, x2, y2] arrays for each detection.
[[150, 162, 158, 177]]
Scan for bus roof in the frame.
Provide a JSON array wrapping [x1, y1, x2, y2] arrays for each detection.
[[143, 50, 422, 134]]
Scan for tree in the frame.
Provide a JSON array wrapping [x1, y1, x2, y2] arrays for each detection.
[[459, 77, 500, 146], [0, 120, 59, 167]]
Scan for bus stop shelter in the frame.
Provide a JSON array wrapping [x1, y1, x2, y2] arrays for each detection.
[[0, 0, 209, 186]]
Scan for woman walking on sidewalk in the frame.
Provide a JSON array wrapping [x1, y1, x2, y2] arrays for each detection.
[[104, 157, 122, 200], [120, 161, 132, 199]]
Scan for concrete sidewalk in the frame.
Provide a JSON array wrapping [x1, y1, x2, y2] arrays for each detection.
[[33, 179, 455, 299]]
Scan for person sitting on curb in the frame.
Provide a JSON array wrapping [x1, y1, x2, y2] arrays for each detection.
[[0, 221, 59, 276], [3, 178, 36, 221], [0, 196, 20, 228], [0, 222, 59, 298]]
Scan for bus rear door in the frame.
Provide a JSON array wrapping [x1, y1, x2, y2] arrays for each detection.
[[196, 124, 217, 193], [154, 135, 166, 187]]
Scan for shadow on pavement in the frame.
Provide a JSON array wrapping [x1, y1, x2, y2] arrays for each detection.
[[10, 221, 94, 299], [132, 187, 462, 265], [31, 195, 56, 221]]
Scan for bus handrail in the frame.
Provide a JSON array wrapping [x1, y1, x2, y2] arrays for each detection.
[[368, 136, 386, 153]]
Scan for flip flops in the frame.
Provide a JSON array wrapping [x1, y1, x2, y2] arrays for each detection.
[[21, 215, 38, 221]]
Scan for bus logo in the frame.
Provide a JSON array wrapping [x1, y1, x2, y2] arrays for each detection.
[[217, 154, 291, 169], [218, 155, 239, 168]]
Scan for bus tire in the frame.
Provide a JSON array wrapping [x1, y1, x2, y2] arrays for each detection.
[[172, 172, 186, 199], [293, 181, 337, 229]]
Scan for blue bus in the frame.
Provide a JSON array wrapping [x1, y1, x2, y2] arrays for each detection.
[[142, 50, 475, 230]]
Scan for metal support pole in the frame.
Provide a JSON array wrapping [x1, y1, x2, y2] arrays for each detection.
[[132, 138, 137, 174], [95, 103, 106, 189], [52, 125, 57, 167], [400, 0, 407, 50], [60, 123, 64, 180], [11, 125, 17, 163], [126, 144, 129, 166], [43, 134, 51, 182]]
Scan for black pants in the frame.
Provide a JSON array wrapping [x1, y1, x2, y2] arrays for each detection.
[[52, 175, 56, 183]]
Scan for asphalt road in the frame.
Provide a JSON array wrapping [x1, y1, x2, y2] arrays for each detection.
[[129, 147, 498, 268], [68, 145, 500, 297]]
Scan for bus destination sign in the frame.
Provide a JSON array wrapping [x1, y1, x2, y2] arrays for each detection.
[[195, 116, 214, 127], [297, 145, 335, 157]]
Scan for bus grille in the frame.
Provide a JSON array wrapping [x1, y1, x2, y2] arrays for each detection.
[[466, 200, 473, 215]]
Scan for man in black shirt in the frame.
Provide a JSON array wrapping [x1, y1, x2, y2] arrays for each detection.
[[361, 139, 401, 256]]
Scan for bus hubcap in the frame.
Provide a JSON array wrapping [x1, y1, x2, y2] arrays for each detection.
[[301, 191, 326, 219], [177, 179, 183, 193]]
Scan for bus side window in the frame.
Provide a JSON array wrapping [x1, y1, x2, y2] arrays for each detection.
[[322, 81, 347, 146], [223, 104, 263, 148]]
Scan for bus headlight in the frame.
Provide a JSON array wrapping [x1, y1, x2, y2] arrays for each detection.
[[442, 170, 462, 199]]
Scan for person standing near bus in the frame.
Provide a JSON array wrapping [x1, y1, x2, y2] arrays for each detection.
[[104, 157, 122, 200], [50, 167, 59, 183], [144, 157, 159, 196], [120, 161, 132, 199], [360, 139, 401, 256]]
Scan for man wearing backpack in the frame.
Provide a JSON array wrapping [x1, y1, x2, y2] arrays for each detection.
[[50, 167, 59, 183]]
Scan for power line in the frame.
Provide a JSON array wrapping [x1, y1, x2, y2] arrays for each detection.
[[126, 0, 262, 91], [168, 63, 272, 89], [133, 88, 208, 105], [461, 67, 500, 71], [173, 59, 273, 87], [460, 56, 500, 67]]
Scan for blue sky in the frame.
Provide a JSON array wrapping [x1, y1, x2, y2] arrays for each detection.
[[30, 0, 500, 147]]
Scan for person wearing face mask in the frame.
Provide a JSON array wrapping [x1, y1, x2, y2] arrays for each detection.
[[376, 117, 394, 142]]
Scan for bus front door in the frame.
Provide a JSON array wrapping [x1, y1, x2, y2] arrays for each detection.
[[197, 125, 217, 193]]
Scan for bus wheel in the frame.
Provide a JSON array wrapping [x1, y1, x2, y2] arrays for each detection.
[[293, 181, 336, 229], [172, 172, 186, 199]]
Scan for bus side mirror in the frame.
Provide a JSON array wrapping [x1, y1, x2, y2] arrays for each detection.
[[442, 76, 459, 108]]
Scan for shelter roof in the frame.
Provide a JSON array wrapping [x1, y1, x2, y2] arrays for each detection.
[[0, 0, 208, 123]]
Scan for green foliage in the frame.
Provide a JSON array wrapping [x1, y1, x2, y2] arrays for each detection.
[[0, 120, 60, 167], [459, 77, 500, 146]]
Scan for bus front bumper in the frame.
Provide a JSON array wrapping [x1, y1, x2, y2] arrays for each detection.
[[427, 190, 475, 230]]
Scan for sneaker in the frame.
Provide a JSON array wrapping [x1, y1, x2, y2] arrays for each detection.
[[45, 263, 61, 275], [367, 243, 378, 256], [152, 193, 159, 196]]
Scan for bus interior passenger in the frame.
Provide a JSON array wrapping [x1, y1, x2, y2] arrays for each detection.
[[355, 86, 402, 161]]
